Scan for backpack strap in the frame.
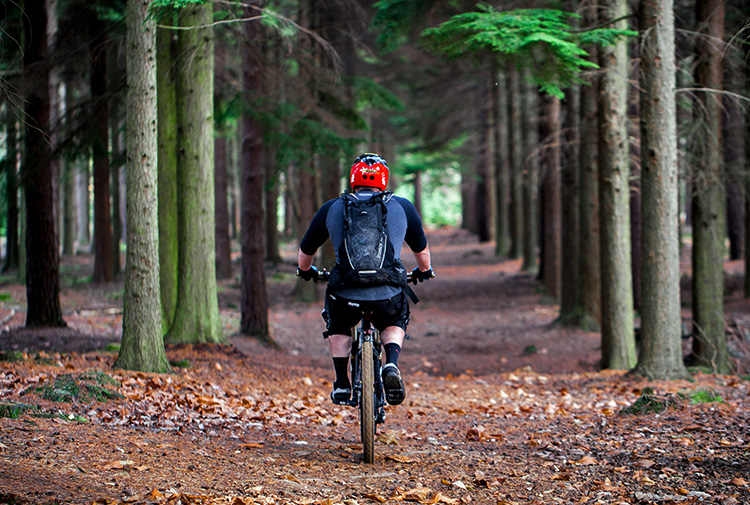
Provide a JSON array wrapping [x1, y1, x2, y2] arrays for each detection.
[[403, 284, 419, 304]]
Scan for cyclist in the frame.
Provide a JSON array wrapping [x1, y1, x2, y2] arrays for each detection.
[[297, 153, 433, 407]]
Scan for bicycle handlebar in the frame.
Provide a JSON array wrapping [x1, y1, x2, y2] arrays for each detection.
[[297, 267, 434, 284]]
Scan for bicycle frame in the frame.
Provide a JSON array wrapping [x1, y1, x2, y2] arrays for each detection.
[[349, 314, 386, 463], [349, 315, 386, 422]]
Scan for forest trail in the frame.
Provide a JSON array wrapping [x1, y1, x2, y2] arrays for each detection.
[[1, 227, 749, 504]]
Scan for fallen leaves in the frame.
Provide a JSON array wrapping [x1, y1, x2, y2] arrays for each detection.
[[571, 455, 597, 466]]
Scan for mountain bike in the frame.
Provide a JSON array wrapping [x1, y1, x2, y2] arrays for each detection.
[[304, 269, 431, 463]]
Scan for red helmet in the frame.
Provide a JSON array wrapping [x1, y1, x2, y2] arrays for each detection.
[[350, 153, 389, 191]]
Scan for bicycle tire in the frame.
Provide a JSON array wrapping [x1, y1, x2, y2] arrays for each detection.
[[360, 339, 375, 464]]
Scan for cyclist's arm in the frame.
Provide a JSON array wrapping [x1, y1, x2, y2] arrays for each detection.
[[413, 244, 432, 272], [396, 196, 431, 272], [298, 199, 335, 271], [298, 250, 315, 271]]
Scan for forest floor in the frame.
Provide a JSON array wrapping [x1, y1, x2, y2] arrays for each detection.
[[1, 227, 750, 505]]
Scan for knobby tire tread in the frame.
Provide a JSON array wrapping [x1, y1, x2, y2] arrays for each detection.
[[361, 339, 375, 464]]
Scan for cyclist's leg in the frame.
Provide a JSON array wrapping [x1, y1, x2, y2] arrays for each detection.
[[375, 293, 409, 405], [329, 334, 352, 357], [325, 292, 361, 404]]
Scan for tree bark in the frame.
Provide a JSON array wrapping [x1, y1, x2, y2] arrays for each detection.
[[240, 0, 270, 340], [634, 0, 688, 380], [745, 49, 750, 298], [110, 117, 123, 275], [560, 84, 580, 322], [691, 0, 728, 373], [90, 15, 114, 283], [62, 156, 76, 256], [76, 161, 90, 252], [265, 150, 281, 263], [578, 57, 601, 331], [540, 94, 562, 301], [475, 83, 493, 243], [508, 66, 523, 259], [22, 0, 65, 328], [494, 69, 510, 258], [157, 24, 178, 334], [215, 133, 233, 280], [114, 0, 170, 373], [597, 0, 636, 370], [166, 3, 224, 345], [521, 75, 538, 273], [214, 37, 232, 281], [3, 116, 20, 271], [724, 100, 744, 261]]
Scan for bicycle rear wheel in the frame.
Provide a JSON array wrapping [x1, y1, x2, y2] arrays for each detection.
[[360, 339, 375, 463]]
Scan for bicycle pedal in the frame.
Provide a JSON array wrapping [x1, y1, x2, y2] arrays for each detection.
[[376, 408, 386, 424]]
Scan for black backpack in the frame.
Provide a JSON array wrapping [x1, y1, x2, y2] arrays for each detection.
[[329, 192, 415, 301]]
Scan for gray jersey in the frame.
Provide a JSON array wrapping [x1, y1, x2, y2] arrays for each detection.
[[300, 191, 427, 301]]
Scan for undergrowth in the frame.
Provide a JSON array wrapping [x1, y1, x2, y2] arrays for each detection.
[[0, 402, 39, 419], [34, 371, 123, 403], [621, 387, 681, 415]]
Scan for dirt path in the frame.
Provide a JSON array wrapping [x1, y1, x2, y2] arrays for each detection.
[[1, 228, 750, 505]]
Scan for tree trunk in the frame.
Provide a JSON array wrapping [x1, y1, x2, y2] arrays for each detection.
[[265, 151, 281, 263], [90, 15, 114, 283], [4, 116, 20, 271], [76, 161, 90, 252], [114, 0, 170, 373], [724, 100, 744, 261], [521, 75, 538, 273], [215, 133, 233, 280], [494, 69, 510, 258], [540, 94, 562, 301], [157, 24, 178, 334], [110, 117, 123, 275], [508, 66, 523, 259], [475, 84, 493, 243], [240, 0, 270, 341], [166, 3, 224, 345], [691, 0, 728, 373], [461, 169, 478, 234], [578, 57, 601, 331], [597, 0, 636, 370], [261, 37, 281, 264], [745, 52, 750, 298], [629, 50, 643, 313], [560, 84, 580, 322], [62, 157, 75, 256], [23, 0, 65, 328], [214, 37, 232, 281], [634, 0, 688, 380]]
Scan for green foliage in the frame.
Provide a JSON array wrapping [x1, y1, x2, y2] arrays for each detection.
[[621, 387, 682, 415], [349, 75, 404, 113], [0, 350, 25, 363], [421, 4, 636, 98], [35, 371, 124, 403], [92, 2, 126, 23], [149, 0, 206, 22], [169, 359, 192, 369], [0, 403, 38, 419], [372, 0, 433, 52], [687, 388, 724, 404]]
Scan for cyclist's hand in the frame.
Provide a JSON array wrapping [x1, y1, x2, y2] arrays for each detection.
[[410, 267, 434, 285], [297, 265, 319, 282]]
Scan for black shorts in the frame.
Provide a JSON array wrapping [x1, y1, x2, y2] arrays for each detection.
[[322, 290, 410, 337]]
